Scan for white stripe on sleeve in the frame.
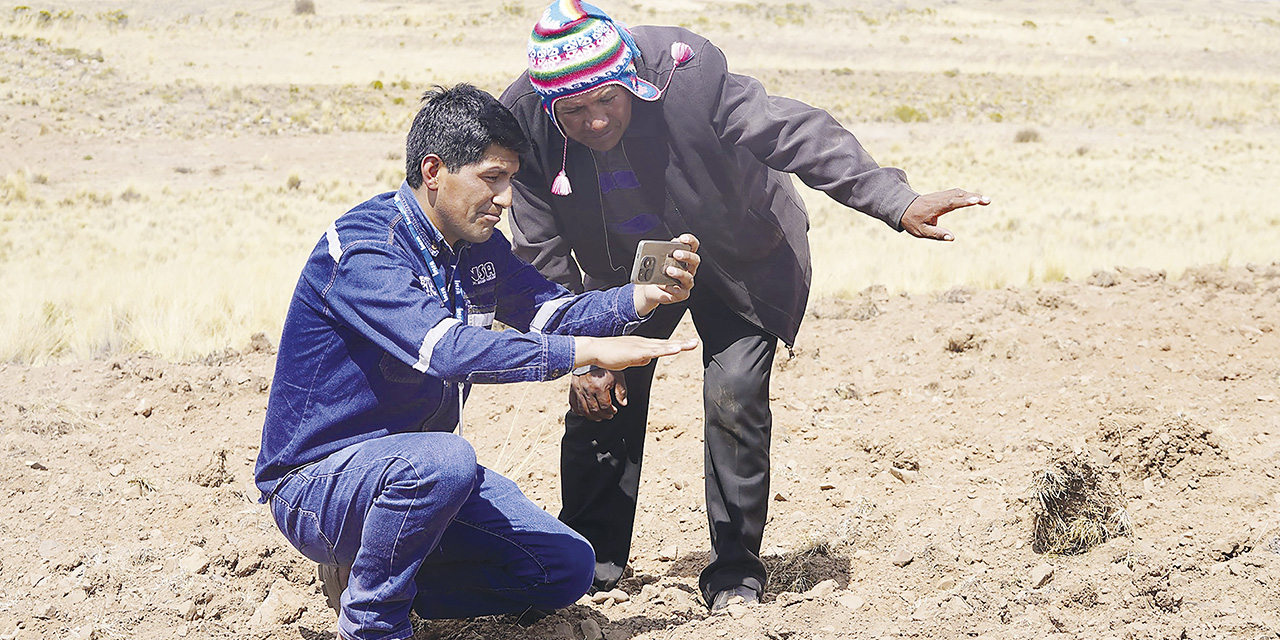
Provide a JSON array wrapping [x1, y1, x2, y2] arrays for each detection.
[[326, 222, 342, 263], [528, 296, 573, 334], [413, 317, 462, 372]]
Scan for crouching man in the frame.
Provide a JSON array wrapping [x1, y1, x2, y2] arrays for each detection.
[[253, 84, 700, 640]]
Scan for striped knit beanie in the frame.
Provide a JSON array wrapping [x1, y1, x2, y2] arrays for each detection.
[[527, 0, 693, 195]]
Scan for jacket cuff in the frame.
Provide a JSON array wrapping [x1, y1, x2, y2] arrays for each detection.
[[886, 184, 922, 232], [617, 283, 649, 334], [545, 333, 577, 380]]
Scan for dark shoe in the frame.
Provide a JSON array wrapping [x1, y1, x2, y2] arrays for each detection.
[[709, 585, 759, 611], [317, 563, 351, 613], [588, 563, 632, 595]]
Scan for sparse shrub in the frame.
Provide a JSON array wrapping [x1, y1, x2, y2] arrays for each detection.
[[945, 330, 982, 353], [1014, 128, 1042, 143], [2, 171, 29, 203], [99, 9, 127, 26], [286, 173, 302, 190], [293, 0, 315, 15], [1030, 451, 1129, 555], [1022, 19, 1037, 29], [764, 538, 839, 593], [376, 165, 405, 188], [500, 0, 526, 17], [1038, 264, 1066, 283], [893, 104, 928, 123]]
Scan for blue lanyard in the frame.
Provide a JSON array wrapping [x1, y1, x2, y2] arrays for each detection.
[[394, 192, 467, 325], [394, 191, 469, 434]]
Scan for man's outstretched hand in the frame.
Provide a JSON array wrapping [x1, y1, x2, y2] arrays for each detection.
[[900, 189, 991, 241], [573, 335, 698, 372], [568, 335, 698, 421]]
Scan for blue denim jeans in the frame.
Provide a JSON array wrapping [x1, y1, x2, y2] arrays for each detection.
[[268, 432, 594, 640]]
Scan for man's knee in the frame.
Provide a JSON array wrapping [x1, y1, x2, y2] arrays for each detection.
[[533, 532, 596, 609], [384, 434, 478, 500], [706, 366, 768, 410]]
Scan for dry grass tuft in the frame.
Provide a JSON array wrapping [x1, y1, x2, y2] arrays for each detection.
[[190, 449, 235, 488], [1014, 128, 1042, 143], [1030, 451, 1130, 555], [764, 537, 845, 594], [15, 399, 102, 436], [945, 329, 983, 353]]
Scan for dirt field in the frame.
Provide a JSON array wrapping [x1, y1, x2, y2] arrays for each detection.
[[3, 267, 1279, 640], [2, 0, 1279, 639]]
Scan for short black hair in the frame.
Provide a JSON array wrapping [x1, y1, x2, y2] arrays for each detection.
[[405, 84, 530, 189]]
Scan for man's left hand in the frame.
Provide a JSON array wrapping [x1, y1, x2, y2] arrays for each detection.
[[900, 189, 991, 241], [634, 233, 700, 316]]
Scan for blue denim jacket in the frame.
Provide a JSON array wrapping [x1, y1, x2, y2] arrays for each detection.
[[255, 182, 645, 496]]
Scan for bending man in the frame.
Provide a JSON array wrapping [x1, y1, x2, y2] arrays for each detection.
[[500, 0, 989, 610]]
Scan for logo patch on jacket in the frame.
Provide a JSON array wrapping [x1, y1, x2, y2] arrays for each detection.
[[470, 262, 496, 285]]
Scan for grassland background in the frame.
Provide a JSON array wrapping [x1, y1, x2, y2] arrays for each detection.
[[1, 0, 1277, 363]]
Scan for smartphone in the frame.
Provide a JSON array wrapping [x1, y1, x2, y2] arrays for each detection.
[[629, 240, 691, 285]]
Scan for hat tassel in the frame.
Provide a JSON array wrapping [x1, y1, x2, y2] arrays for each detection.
[[551, 170, 572, 196], [551, 138, 572, 196], [671, 41, 694, 64], [657, 42, 694, 96]]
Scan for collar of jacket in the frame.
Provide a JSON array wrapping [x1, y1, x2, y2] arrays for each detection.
[[395, 181, 468, 259]]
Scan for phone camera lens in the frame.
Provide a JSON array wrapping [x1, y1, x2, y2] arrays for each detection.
[[640, 256, 655, 280]]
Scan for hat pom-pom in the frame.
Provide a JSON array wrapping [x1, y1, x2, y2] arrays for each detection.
[[551, 170, 573, 196], [670, 41, 694, 64]]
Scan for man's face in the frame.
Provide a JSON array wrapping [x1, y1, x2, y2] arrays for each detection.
[[553, 84, 633, 152], [421, 144, 519, 247]]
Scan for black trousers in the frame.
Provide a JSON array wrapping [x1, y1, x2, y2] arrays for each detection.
[[558, 287, 776, 602]]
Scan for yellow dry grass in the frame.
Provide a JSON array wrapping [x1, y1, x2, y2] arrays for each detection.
[[1030, 452, 1130, 556], [1, 0, 1277, 362]]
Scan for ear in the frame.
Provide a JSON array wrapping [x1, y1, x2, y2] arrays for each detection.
[[421, 155, 445, 191]]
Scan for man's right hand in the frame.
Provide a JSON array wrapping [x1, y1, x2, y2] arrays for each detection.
[[569, 369, 627, 421], [573, 335, 698, 371], [899, 189, 990, 241]]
